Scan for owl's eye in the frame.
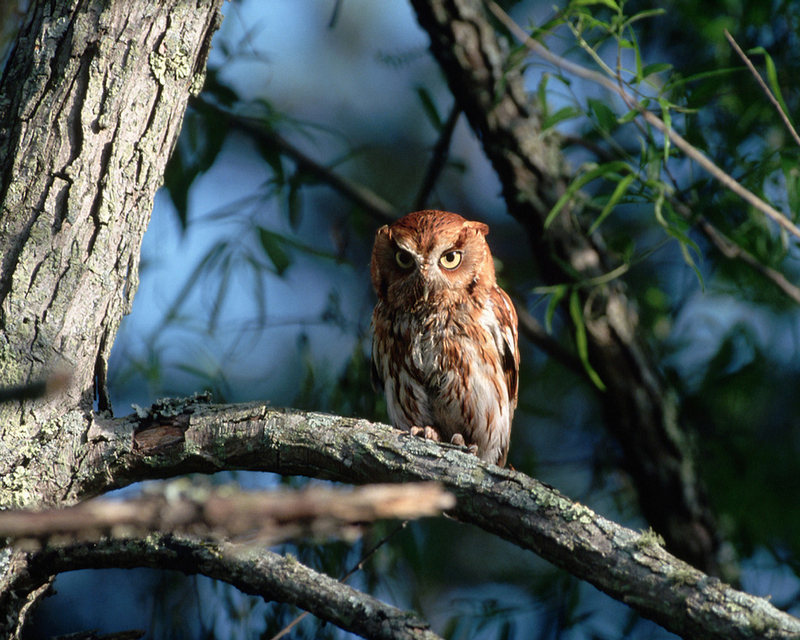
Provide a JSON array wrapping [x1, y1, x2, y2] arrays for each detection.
[[395, 250, 414, 269], [439, 250, 463, 270]]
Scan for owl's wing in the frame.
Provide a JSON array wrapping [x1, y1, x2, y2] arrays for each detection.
[[491, 287, 519, 406], [370, 335, 384, 393]]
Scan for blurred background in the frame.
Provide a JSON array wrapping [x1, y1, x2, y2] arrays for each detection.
[[4, 0, 800, 638]]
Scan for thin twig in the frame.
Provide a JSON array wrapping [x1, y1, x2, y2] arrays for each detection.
[[665, 194, 800, 304], [413, 104, 462, 211], [698, 219, 800, 304], [265, 128, 398, 223], [487, 2, 800, 242], [724, 29, 800, 148], [199, 97, 398, 224]]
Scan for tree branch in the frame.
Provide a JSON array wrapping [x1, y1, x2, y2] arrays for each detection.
[[697, 218, 800, 304], [46, 400, 800, 640], [8, 532, 443, 640], [412, 103, 462, 211], [210, 100, 398, 224], [0, 482, 453, 545], [723, 29, 800, 150]]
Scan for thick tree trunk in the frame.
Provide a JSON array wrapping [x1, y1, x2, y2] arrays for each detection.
[[0, 0, 222, 505], [0, 0, 223, 634]]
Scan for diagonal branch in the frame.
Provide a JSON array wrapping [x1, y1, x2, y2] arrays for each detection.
[[723, 29, 800, 148], [413, 103, 462, 211], [203, 98, 398, 224], [697, 217, 800, 304]]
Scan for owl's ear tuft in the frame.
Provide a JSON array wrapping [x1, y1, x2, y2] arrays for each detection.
[[466, 221, 489, 236]]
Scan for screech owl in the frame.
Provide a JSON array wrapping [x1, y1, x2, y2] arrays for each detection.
[[370, 210, 519, 466]]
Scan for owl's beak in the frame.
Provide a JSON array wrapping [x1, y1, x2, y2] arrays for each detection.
[[418, 265, 431, 302]]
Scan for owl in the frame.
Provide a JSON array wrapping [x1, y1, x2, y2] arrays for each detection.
[[370, 210, 519, 466]]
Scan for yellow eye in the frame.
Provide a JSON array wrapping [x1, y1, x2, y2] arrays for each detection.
[[439, 251, 462, 270], [395, 250, 414, 269]]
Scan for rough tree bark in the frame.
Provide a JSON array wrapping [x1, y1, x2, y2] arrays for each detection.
[[0, 0, 223, 634], [0, 0, 222, 503]]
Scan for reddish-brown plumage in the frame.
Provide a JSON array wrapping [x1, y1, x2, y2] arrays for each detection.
[[370, 210, 519, 466]]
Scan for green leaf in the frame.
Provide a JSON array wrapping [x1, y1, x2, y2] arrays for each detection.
[[618, 98, 650, 124], [208, 252, 233, 331], [641, 62, 672, 78], [662, 67, 739, 94], [630, 28, 643, 81], [622, 8, 666, 27], [781, 157, 800, 216], [415, 86, 443, 131], [676, 237, 705, 292], [202, 68, 239, 107], [653, 191, 705, 290], [749, 46, 793, 125], [533, 17, 566, 40], [162, 102, 230, 229], [542, 105, 584, 130], [653, 185, 668, 228], [162, 146, 191, 229], [589, 173, 636, 233], [545, 161, 630, 228], [569, 290, 606, 391], [545, 285, 568, 333], [658, 97, 671, 161], [256, 139, 286, 186], [588, 98, 618, 132], [571, 0, 620, 10], [257, 228, 292, 275], [537, 73, 550, 120], [287, 177, 303, 230], [195, 105, 228, 172]]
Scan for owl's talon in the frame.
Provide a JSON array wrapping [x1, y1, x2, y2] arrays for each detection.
[[410, 426, 441, 442], [451, 433, 479, 455]]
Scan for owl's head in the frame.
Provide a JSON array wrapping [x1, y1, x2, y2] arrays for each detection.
[[371, 210, 496, 310]]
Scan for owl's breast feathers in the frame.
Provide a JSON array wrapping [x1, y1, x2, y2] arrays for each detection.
[[372, 292, 518, 448]]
